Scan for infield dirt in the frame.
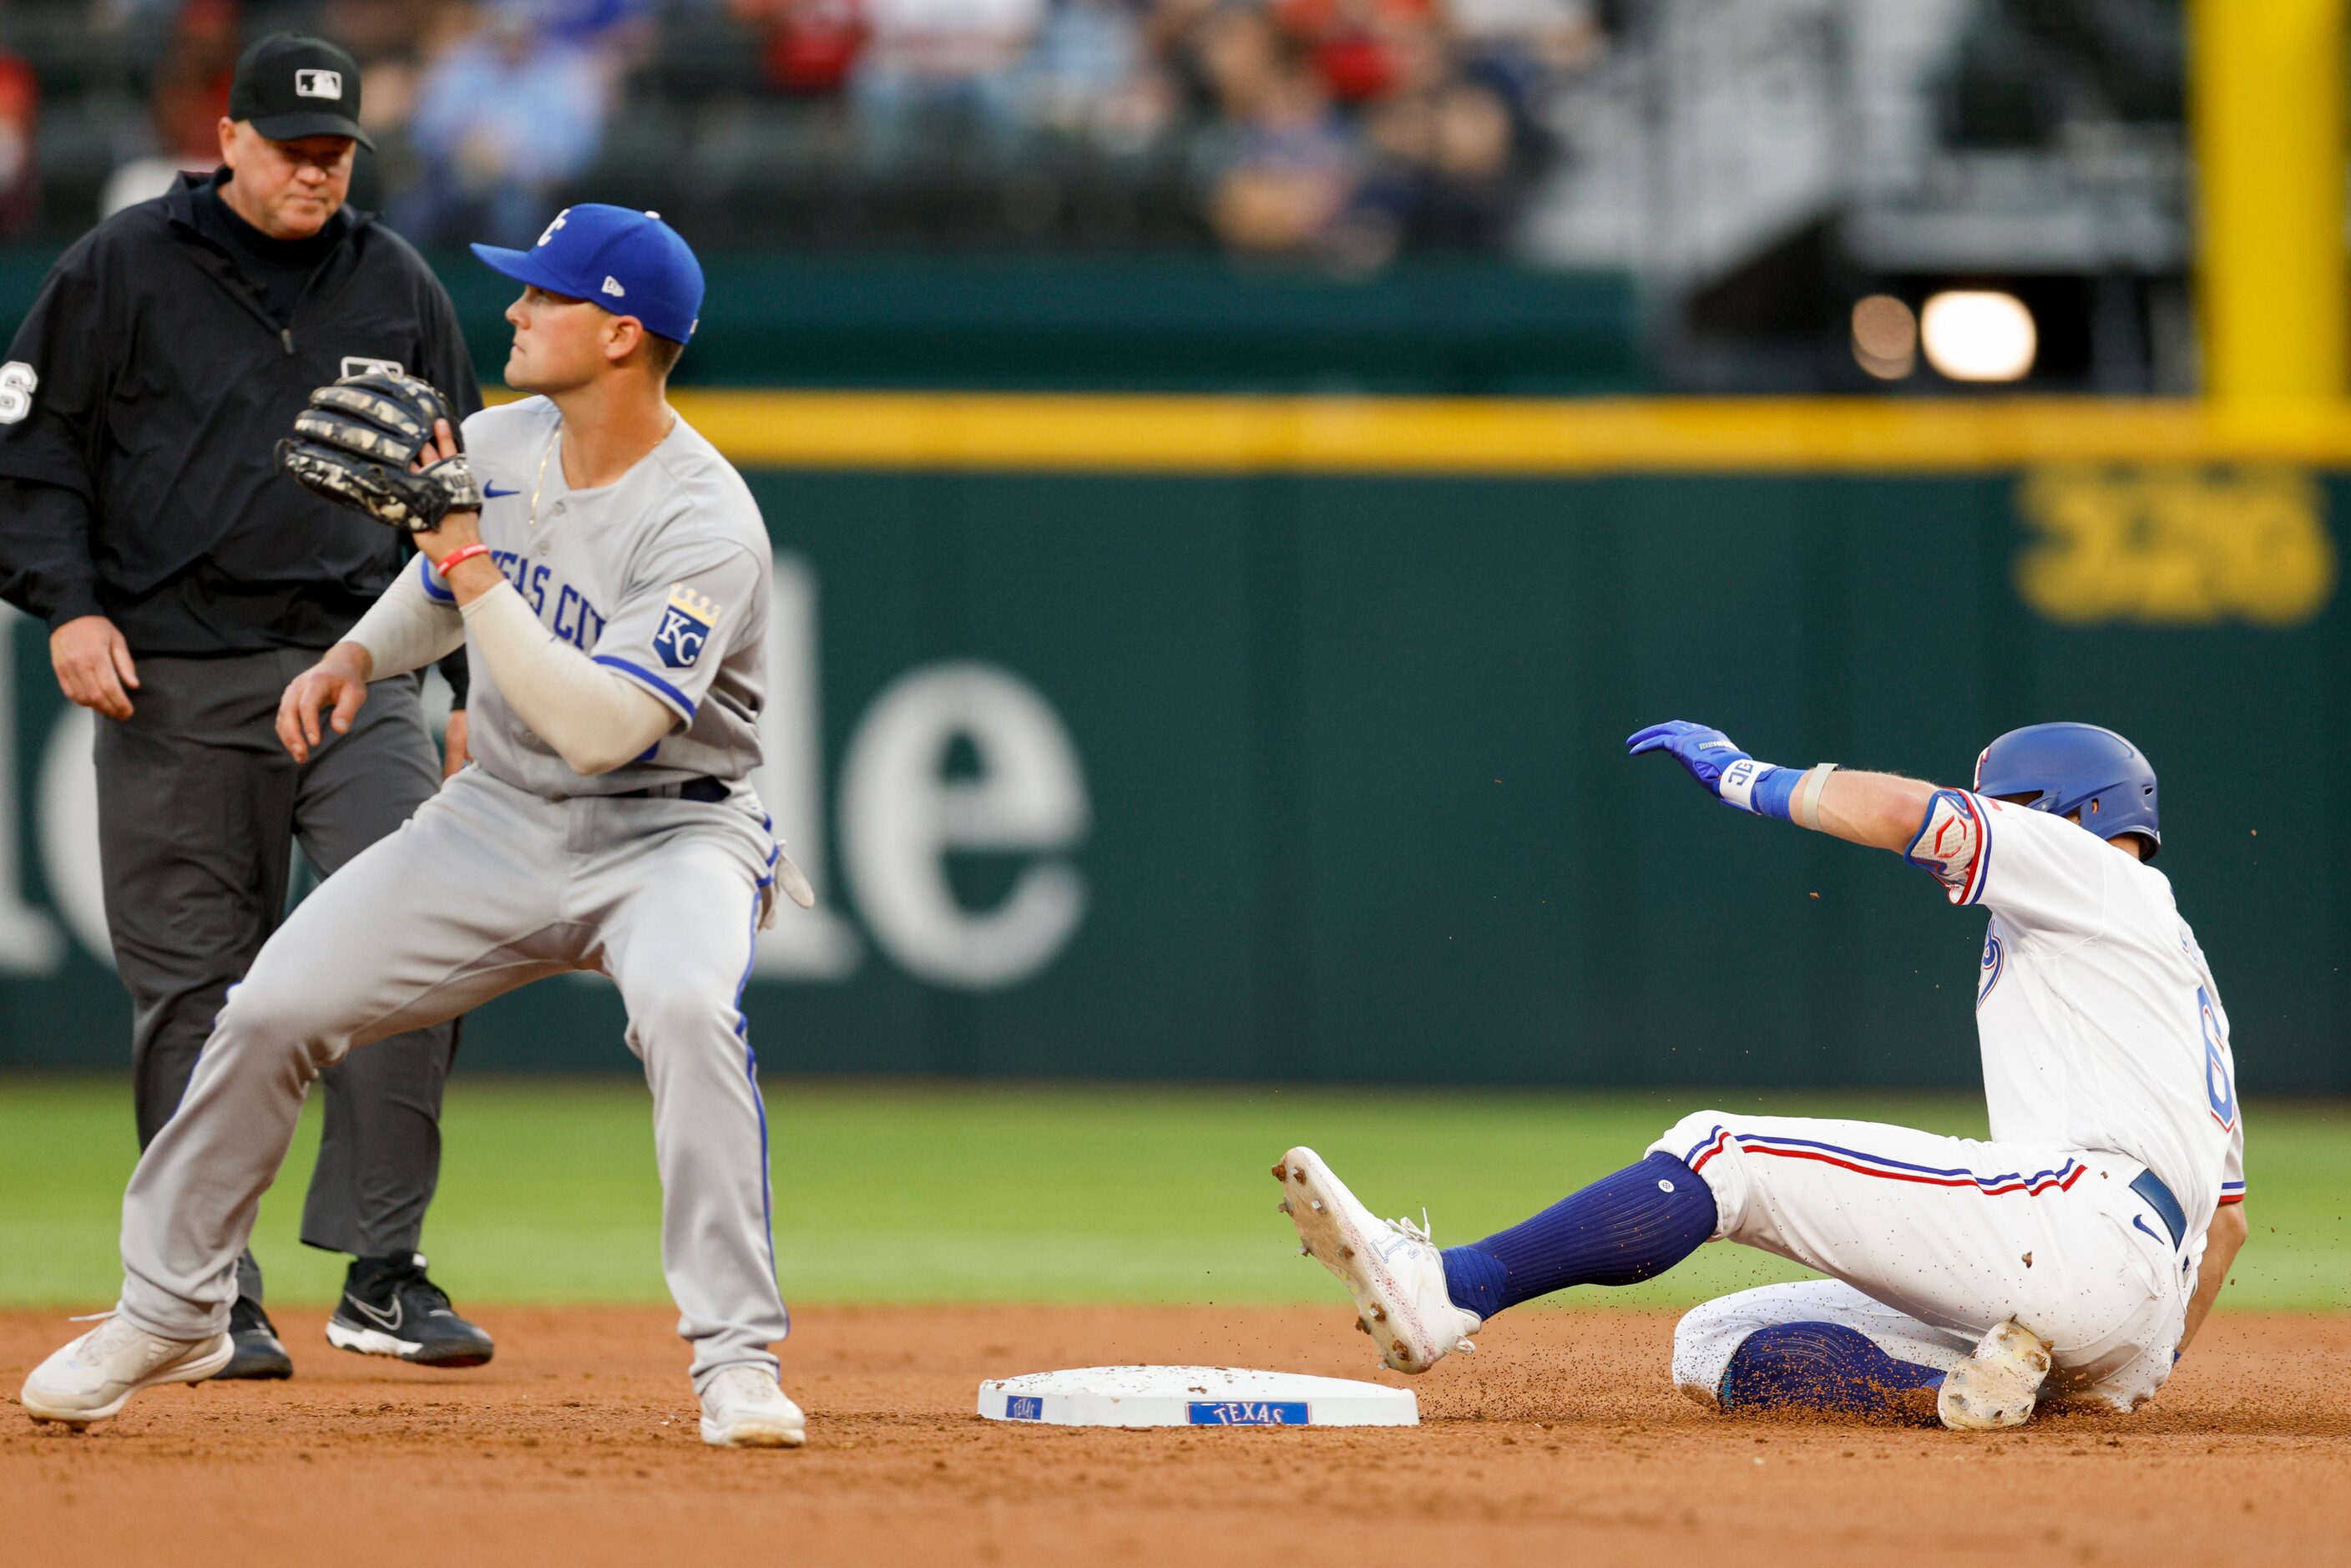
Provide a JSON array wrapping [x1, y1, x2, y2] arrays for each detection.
[[3, 1306, 2344, 1566]]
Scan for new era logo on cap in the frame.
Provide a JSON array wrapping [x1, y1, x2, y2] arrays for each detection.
[[296, 68, 343, 99], [602, 276, 625, 298]]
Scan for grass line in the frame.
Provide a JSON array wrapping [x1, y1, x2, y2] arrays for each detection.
[[3, 1078, 2340, 1311]]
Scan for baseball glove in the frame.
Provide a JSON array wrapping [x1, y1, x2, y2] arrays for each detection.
[[276, 371, 484, 533]]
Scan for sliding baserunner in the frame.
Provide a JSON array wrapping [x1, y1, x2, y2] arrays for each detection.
[[1275, 721, 2247, 1429]]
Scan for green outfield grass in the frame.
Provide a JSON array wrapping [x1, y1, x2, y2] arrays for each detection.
[[1, 1078, 2341, 1311]]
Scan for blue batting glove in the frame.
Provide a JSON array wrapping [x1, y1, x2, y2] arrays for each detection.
[[1625, 719, 1802, 819], [1625, 720, 1754, 800]]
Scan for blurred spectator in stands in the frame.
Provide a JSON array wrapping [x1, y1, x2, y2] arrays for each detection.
[[390, 0, 616, 245], [733, 0, 867, 96], [319, 0, 472, 142], [24, 0, 1589, 258], [1140, 0, 1223, 114], [1273, 0, 1428, 106], [1194, 6, 1287, 130], [1347, 70, 1521, 262], [1197, 9, 1358, 261], [1020, 0, 1169, 153], [537, 0, 659, 50], [99, 0, 240, 218], [0, 39, 34, 236], [1443, 0, 1600, 110], [851, 0, 1044, 168]]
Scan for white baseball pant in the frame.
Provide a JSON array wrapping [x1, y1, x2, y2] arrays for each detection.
[[1651, 1110, 2192, 1412]]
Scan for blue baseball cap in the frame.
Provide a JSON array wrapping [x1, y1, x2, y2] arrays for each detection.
[[471, 205, 703, 345]]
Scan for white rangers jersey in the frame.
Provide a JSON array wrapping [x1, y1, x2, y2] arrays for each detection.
[[1903, 789, 2247, 1246]]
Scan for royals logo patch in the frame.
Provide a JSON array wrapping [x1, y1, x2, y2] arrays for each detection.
[[652, 584, 721, 669]]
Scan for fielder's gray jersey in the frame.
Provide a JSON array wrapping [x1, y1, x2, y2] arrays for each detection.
[[417, 397, 770, 796], [107, 400, 796, 1398]]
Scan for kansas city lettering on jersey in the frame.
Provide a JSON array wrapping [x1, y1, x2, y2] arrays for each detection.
[[488, 549, 606, 650], [417, 550, 607, 651]]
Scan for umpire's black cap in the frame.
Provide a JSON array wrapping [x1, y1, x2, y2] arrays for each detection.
[[227, 34, 374, 151]]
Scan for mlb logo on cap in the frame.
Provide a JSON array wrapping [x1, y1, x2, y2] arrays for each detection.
[[228, 33, 373, 149], [470, 205, 705, 346]]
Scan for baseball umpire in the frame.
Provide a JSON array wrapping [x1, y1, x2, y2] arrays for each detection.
[[0, 34, 493, 1374]]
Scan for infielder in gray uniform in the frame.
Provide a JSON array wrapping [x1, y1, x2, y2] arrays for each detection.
[[23, 205, 815, 1449]]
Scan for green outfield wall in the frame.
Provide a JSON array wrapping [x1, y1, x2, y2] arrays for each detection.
[[1, 397, 2345, 1090], [0, 250, 1642, 396]]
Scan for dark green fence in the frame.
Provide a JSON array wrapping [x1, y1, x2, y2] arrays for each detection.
[[0, 247, 1642, 396], [3, 459, 2342, 1090]]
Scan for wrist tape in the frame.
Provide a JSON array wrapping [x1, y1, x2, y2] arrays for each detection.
[[1793, 762, 1839, 830], [1718, 758, 1820, 822], [1717, 757, 1788, 817]]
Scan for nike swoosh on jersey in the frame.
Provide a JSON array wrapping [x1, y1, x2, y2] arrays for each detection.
[[483, 483, 521, 498]]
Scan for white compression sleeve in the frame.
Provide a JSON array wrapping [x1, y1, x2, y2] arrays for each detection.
[[459, 581, 676, 776], [346, 562, 464, 680]]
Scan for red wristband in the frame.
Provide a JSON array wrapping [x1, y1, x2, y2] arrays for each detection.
[[435, 543, 493, 576]]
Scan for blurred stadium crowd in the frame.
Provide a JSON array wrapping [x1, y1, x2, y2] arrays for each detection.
[[0, 0, 1616, 263], [0, 0, 2197, 363]]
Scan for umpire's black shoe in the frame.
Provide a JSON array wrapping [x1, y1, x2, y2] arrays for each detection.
[[214, 1296, 295, 1380], [326, 1253, 495, 1368]]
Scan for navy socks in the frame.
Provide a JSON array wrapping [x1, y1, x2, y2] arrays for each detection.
[[1718, 1323, 1944, 1416], [1441, 1151, 1717, 1318]]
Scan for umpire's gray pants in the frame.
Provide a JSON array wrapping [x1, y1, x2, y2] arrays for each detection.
[[96, 650, 458, 1300], [117, 765, 787, 1389]]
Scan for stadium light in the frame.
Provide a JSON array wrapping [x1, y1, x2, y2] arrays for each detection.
[[1851, 295, 1918, 380], [1919, 291, 2037, 382]]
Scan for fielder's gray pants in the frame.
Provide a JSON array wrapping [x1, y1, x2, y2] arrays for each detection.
[[117, 764, 787, 1389], [96, 650, 458, 1302]]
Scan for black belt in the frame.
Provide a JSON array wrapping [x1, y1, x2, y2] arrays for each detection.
[[2130, 1168, 2186, 1249], [612, 776, 731, 803]]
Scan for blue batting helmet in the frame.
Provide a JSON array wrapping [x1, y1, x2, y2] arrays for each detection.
[[1974, 722, 2160, 859]]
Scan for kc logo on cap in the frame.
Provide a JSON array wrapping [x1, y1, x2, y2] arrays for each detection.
[[296, 68, 343, 99], [474, 203, 707, 346]]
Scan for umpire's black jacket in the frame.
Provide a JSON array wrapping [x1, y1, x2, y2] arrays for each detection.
[[0, 169, 479, 676]]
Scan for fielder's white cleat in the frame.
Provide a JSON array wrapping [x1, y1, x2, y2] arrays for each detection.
[[1273, 1146, 1480, 1375], [1938, 1318, 2051, 1431], [20, 1313, 235, 1426], [698, 1365, 807, 1449]]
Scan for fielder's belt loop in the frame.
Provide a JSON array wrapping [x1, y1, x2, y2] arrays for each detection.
[[1794, 763, 1838, 831]]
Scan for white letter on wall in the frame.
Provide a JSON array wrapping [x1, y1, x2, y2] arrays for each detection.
[[0, 609, 63, 972], [751, 551, 862, 979], [36, 703, 108, 966], [838, 660, 1090, 990]]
